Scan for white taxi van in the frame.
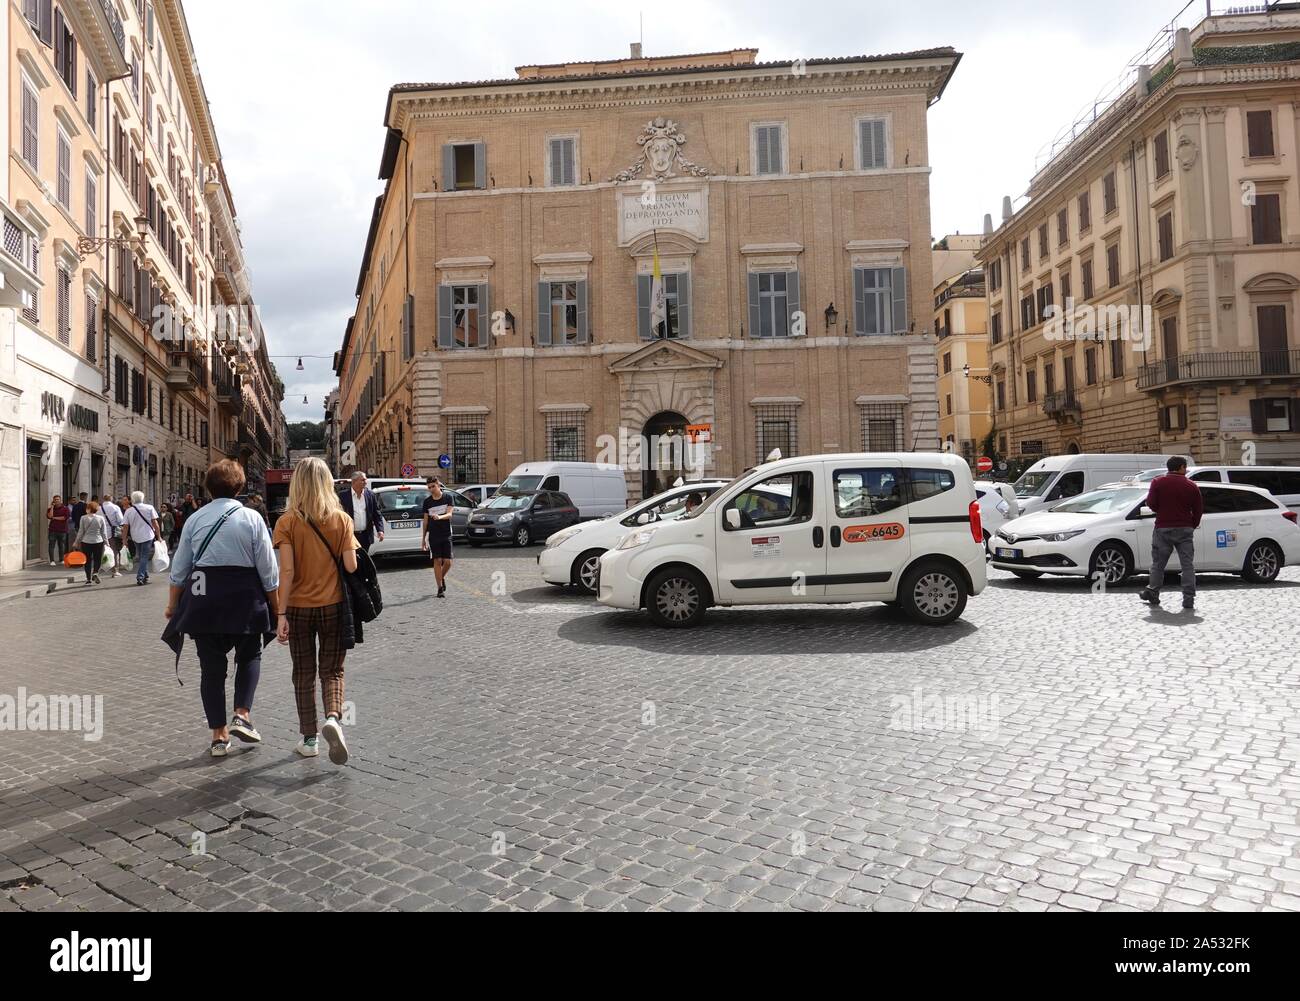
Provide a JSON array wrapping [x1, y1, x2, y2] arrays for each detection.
[[596, 452, 987, 628]]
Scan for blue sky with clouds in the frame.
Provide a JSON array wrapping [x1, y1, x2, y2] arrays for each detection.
[[185, 0, 1192, 421]]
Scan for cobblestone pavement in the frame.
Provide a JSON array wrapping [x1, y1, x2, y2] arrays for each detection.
[[1, 546, 1298, 912]]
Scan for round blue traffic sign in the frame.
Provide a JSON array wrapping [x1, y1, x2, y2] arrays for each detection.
[[438, 454, 452, 470]]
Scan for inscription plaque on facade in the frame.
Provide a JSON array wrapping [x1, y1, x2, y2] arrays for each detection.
[[617, 185, 709, 246]]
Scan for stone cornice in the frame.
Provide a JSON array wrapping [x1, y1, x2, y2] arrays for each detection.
[[390, 65, 951, 130]]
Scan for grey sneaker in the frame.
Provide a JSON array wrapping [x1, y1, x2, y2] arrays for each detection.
[[321, 716, 349, 765], [295, 736, 319, 757], [229, 715, 261, 743], [210, 739, 230, 758]]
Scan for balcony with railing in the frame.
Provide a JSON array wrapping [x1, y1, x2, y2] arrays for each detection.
[[1043, 390, 1082, 418], [166, 349, 209, 391], [1137, 350, 1300, 391]]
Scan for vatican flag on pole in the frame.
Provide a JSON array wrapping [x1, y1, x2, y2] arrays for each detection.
[[650, 234, 667, 338]]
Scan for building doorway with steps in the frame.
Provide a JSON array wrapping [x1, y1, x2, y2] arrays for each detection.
[[641, 410, 691, 500]]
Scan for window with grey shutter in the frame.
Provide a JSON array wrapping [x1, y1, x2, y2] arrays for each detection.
[[38, 0, 53, 47], [477, 282, 490, 347], [549, 137, 576, 186], [674, 273, 691, 339], [859, 119, 887, 170], [437, 285, 453, 348], [891, 266, 908, 333], [786, 271, 801, 335], [22, 79, 38, 169], [752, 273, 790, 338], [57, 130, 71, 209], [536, 280, 551, 346], [854, 267, 904, 335], [474, 142, 487, 190], [637, 274, 652, 339], [754, 124, 783, 176], [575, 279, 588, 342]]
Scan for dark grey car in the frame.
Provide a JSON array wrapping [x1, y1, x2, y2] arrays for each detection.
[[465, 490, 580, 547]]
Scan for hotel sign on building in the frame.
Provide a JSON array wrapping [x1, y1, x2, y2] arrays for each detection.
[[338, 45, 960, 500]]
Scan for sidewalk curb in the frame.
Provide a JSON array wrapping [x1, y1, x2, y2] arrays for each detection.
[[0, 574, 142, 605]]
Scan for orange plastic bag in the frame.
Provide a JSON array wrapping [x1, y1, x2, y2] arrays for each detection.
[[64, 551, 87, 567]]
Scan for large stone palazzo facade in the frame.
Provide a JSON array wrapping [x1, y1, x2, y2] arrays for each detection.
[[338, 46, 959, 501]]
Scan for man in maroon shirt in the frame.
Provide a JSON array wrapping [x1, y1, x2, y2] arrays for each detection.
[[1140, 456, 1203, 610]]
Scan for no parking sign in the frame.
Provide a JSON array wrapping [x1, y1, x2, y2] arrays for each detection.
[[401, 463, 416, 478]]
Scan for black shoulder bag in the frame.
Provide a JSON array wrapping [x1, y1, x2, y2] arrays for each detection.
[[306, 516, 382, 624]]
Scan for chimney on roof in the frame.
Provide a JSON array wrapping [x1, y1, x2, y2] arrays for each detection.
[[1174, 27, 1193, 69], [983, 214, 994, 236], [630, 42, 643, 59], [1001, 196, 1013, 222]]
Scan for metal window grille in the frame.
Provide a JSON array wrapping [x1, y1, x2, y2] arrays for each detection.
[[859, 402, 906, 452], [4, 218, 23, 259], [754, 403, 799, 460], [545, 410, 586, 462], [445, 413, 485, 485]]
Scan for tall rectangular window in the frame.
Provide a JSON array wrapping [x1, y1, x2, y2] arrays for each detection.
[[452, 285, 480, 348], [547, 136, 576, 186], [1251, 193, 1283, 245], [1078, 191, 1092, 232], [1110, 336, 1125, 378], [1153, 131, 1170, 179], [22, 77, 39, 170], [1103, 171, 1118, 215], [1038, 223, 1049, 259], [756, 403, 799, 459], [1158, 212, 1174, 262], [1247, 110, 1275, 158], [858, 118, 887, 169], [1106, 244, 1121, 288], [549, 281, 580, 344], [56, 129, 72, 209], [443, 142, 486, 191], [853, 266, 906, 335], [1081, 258, 1095, 300], [1025, 369, 1037, 404], [56, 267, 71, 345], [1057, 208, 1069, 248], [85, 168, 98, 237], [753, 123, 784, 176], [756, 272, 789, 338]]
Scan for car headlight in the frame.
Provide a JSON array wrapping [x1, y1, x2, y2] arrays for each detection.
[[616, 527, 659, 551], [545, 526, 583, 549], [1040, 530, 1085, 543], [496, 513, 516, 524]]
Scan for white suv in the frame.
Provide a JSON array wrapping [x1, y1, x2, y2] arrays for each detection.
[[597, 453, 987, 628], [539, 480, 729, 594]]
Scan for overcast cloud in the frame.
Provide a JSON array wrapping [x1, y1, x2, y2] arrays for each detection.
[[184, 0, 1191, 422]]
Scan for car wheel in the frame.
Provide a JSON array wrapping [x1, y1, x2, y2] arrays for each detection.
[[572, 549, 605, 595], [1089, 543, 1133, 586], [1010, 569, 1043, 580], [513, 526, 531, 548], [645, 567, 709, 629], [1242, 540, 1283, 583], [897, 562, 967, 626]]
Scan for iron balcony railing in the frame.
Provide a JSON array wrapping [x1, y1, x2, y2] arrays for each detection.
[[1043, 390, 1081, 417], [1137, 350, 1300, 391], [99, 0, 126, 57]]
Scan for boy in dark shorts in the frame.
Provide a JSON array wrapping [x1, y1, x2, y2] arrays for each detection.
[[421, 476, 455, 598]]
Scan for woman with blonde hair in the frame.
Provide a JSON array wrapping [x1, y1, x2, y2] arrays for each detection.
[[272, 458, 358, 764]]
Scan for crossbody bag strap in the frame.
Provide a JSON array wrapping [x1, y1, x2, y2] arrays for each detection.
[[193, 508, 240, 565]]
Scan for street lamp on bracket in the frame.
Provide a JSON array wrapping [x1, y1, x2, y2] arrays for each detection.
[[77, 214, 150, 263]]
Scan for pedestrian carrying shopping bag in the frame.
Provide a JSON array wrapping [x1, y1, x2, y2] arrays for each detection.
[[150, 546, 171, 574], [120, 548, 132, 570], [100, 547, 115, 570]]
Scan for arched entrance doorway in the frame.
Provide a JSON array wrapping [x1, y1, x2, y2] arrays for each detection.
[[642, 410, 690, 499], [1066, 440, 1082, 455]]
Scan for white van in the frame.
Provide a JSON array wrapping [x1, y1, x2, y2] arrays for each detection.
[[499, 462, 627, 519], [1013, 454, 1173, 516], [1186, 466, 1300, 511], [597, 452, 987, 628]]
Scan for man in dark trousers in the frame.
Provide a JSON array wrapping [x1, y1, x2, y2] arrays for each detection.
[[1141, 456, 1204, 610], [339, 471, 386, 553]]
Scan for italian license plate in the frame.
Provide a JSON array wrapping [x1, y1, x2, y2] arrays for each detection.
[[471, 527, 488, 535], [996, 547, 1022, 560]]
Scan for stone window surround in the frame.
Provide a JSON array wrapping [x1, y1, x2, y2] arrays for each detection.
[[740, 241, 802, 274], [854, 113, 893, 171], [435, 255, 493, 287], [544, 132, 580, 188], [749, 119, 788, 177], [847, 238, 907, 271], [535, 251, 592, 285]]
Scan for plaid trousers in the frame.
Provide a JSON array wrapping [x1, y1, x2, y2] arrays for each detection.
[[286, 602, 347, 737]]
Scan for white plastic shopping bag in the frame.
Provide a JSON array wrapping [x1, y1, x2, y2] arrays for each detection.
[[150, 546, 171, 574]]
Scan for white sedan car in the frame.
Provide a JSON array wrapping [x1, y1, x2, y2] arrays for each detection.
[[539, 481, 729, 593], [973, 481, 1019, 551], [990, 482, 1300, 585]]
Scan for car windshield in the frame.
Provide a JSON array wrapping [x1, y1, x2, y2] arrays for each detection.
[[485, 493, 533, 510], [377, 489, 429, 515], [681, 475, 749, 519], [1050, 487, 1146, 515], [500, 475, 542, 494], [1014, 470, 1058, 497], [625, 485, 724, 525]]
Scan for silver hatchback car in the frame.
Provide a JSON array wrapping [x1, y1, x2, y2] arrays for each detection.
[[368, 484, 476, 559]]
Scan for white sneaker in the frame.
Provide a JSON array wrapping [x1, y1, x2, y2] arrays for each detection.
[[49, 561, 57, 567], [321, 716, 349, 765], [295, 736, 319, 757]]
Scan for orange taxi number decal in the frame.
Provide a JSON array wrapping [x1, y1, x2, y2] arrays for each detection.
[[843, 523, 905, 544]]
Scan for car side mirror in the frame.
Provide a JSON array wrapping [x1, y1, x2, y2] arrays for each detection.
[[636, 511, 654, 525], [1139, 506, 1155, 519], [725, 508, 742, 531]]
